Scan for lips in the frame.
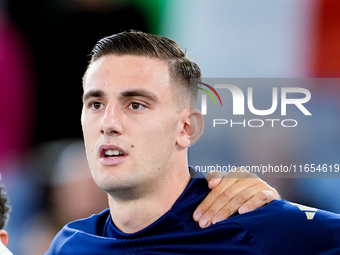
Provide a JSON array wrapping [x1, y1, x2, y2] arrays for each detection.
[[98, 144, 128, 166]]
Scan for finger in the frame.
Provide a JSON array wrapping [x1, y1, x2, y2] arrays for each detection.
[[239, 189, 280, 214], [206, 171, 224, 183], [206, 171, 227, 189], [200, 179, 259, 227], [193, 177, 238, 222], [206, 171, 225, 179], [208, 177, 222, 189], [211, 184, 278, 225], [194, 170, 256, 223]]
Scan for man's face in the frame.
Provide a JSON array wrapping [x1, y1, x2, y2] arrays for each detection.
[[81, 55, 186, 194]]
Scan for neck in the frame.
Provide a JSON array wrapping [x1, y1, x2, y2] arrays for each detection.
[[108, 163, 190, 234]]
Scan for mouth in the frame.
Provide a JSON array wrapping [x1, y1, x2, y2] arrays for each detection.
[[103, 149, 124, 158], [99, 145, 128, 165]]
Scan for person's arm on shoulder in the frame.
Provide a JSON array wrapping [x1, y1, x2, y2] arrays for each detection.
[[193, 168, 280, 228]]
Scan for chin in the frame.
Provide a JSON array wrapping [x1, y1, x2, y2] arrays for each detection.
[[94, 171, 131, 191]]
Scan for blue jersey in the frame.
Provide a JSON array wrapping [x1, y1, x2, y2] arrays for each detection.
[[45, 173, 340, 255]]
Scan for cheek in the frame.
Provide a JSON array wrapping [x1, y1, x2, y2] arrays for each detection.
[[139, 116, 178, 146], [82, 115, 96, 138], [82, 120, 97, 162]]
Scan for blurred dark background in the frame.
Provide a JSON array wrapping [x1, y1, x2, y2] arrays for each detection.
[[7, 0, 149, 143]]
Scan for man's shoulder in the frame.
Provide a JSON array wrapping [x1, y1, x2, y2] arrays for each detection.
[[66, 208, 110, 234], [219, 200, 340, 255], [44, 209, 110, 255], [231, 199, 340, 222]]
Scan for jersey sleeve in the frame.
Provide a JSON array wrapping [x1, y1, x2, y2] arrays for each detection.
[[227, 200, 340, 255]]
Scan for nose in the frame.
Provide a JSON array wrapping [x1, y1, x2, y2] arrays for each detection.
[[99, 103, 123, 136]]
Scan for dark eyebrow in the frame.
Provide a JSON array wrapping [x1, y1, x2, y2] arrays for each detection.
[[120, 89, 159, 102], [82, 90, 105, 102]]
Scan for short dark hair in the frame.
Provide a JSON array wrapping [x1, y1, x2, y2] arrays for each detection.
[[85, 30, 201, 108], [0, 176, 11, 229]]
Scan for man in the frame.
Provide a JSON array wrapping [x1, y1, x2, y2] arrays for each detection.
[[45, 31, 340, 254], [0, 176, 13, 255]]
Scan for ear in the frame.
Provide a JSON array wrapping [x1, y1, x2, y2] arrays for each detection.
[[0, 230, 8, 247], [176, 109, 204, 148]]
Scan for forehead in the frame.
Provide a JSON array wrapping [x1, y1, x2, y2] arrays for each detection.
[[83, 55, 173, 93]]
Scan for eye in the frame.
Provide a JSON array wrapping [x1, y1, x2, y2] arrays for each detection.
[[128, 102, 145, 111], [90, 101, 104, 110]]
